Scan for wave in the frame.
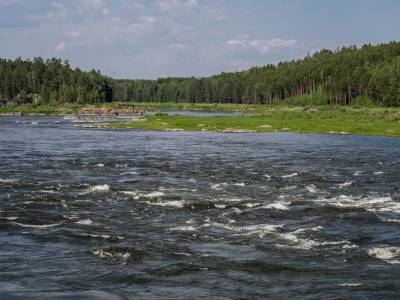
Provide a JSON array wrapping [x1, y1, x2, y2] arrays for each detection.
[[368, 247, 400, 264], [142, 191, 165, 198], [170, 225, 197, 232], [75, 219, 93, 225], [146, 200, 185, 208], [337, 181, 355, 188], [92, 247, 144, 262], [337, 283, 363, 287], [12, 222, 60, 229], [306, 184, 318, 193], [80, 233, 124, 240], [0, 178, 17, 183], [314, 195, 400, 222], [260, 202, 290, 211], [81, 184, 110, 194], [211, 183, 227, 191], [263, 174, 271, 181], [281, 173, 298, 179], [90, 184, 110, 192], [120, 171, 139, 175]]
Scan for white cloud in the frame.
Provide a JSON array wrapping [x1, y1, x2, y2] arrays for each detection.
[[0, 0, 19, 6], [55, 41, 66, 52], [156, 0, 198, 13], [167, 43, 191, 50], [225, 38, 299, 54]]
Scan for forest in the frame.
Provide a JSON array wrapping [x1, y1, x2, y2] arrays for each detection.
[[0, 57, 114, 105], [1, 41, 400, 107]]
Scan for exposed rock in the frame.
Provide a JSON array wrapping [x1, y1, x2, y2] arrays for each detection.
[[164, 128, 184, 131], [219, 128, 255, 133]]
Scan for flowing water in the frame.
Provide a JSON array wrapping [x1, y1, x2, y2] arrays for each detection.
[[1, 116, 400, 299]]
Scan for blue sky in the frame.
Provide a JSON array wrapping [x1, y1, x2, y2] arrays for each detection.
[[0, 0, 399, 79]]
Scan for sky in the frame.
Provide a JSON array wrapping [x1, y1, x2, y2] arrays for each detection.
[[0, 0, 399, 79]]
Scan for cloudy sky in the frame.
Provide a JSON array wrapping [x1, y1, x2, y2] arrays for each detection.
[[0, 0, 399, 79]]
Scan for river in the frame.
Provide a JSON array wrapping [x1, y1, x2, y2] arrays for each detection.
[[1, 115, 400, 299]]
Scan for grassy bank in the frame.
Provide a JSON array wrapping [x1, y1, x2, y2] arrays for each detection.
[[105, 106, 400, 136], [2, 102, 400, 136]]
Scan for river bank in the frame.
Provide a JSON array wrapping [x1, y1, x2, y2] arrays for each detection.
[[2, 102, 400, 136]]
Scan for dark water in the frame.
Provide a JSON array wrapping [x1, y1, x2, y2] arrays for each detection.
[[1, 116, 400, 299]]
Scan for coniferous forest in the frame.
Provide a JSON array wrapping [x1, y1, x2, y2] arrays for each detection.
[[2, 41, 400, 107]]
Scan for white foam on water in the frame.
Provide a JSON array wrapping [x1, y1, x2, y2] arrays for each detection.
[[281, 173, 298, 178], [353, 171, 362, 176], [368, 247, 400, 264], [263, 174, 271, 181], [374, 171, 384, 175], [245, 203, 262, 208], [234, 224, 282, 238], [1, 216, 19, 221], [211, 183, 227, 191], [306, 184, 318, 193], [39, 190, 58, 194], [260, 201, 290, 211], [0, 178, 17, 183], [115, 163, 129, 168], [342, 244, 359, 249], [232, 182, 246, 187], [88, 184, 110, 192], [92, 249, 131, 261], [142, 191, 166, 198], [337, 181, 355, 188], [188, 178, 197, 183], [95, 163, 105, 167], [120, 171, 139, 175], [174, 252, 192, 256], [81, 233, 124, 240], [12, 222, 60, 229], [146, 200, 185, 208], [170, 225, 197, 232], [315, 195, 400, 222], [76, 219, 93, 225], [337, 283, 363, 287], [215, 204, 227, 209]]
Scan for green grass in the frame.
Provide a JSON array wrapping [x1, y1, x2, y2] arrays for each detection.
[[105, 106, 400, 136]]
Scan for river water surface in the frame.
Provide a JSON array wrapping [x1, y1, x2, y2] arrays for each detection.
[[1, 116, 400, 299]]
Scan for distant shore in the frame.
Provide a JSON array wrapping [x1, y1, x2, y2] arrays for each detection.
[[1, 102, 400, 136]]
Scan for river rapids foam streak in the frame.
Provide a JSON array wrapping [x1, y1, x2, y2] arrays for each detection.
[[1, 115, 400, 299]]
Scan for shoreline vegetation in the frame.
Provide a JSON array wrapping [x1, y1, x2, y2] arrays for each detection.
[[2, 102, 400, 136]]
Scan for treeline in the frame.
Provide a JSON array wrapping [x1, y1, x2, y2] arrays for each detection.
[[2, 41, 400, 106], [0, 57, 113, 105], [114, 41, 400, 106]]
